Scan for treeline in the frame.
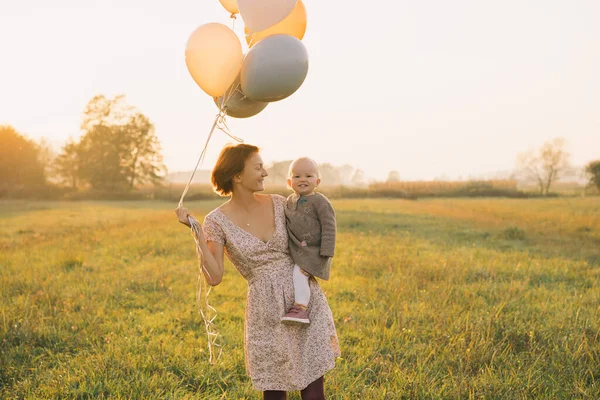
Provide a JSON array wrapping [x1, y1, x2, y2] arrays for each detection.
[[264, 160, 366, 187], [138, 180, 536, 202], [515, 138, 600, 196], [2, 96, 599, 200], [0, 95, 166, 199]]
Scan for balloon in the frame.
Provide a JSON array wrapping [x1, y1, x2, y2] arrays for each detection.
[[238, 0, 297, 32], [245, 0, 306, 47], [218, 0, 239, 14], [241, 34, 309, 102], [214, 76, 268, 118], [185, 23, 243, 97]]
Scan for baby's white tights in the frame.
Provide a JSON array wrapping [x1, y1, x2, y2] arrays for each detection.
[[292, 264, 311, 307]]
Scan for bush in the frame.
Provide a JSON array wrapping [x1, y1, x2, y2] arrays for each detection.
[[585, 160, 600, 191], [368, 180, 525, 199], [63, 190, 147, 201], [503, 226, 526, 240], [0, 184, 72, 200], [448, 182, 529, 198]]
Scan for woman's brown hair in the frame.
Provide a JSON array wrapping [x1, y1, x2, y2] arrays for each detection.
[[211, 143, 260, 196]]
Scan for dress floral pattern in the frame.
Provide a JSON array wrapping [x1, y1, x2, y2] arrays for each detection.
[[203, 194, 341, 391]]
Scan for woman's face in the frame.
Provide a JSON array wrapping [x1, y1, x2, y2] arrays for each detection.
[[235, 152, 268, 192]]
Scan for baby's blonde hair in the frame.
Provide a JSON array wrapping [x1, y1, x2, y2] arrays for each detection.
[[288, 157, 321, 179]]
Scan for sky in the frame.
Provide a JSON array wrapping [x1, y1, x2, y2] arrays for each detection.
[[1, 0, 599, 181]]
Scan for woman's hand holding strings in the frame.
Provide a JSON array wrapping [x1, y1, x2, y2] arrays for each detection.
[[176, 206, 193, 228]]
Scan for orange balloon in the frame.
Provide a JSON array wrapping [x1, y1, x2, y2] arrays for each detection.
[[218, 0, 239, 14], [245, 0, 306, 47], [185, 23, 243, 97]]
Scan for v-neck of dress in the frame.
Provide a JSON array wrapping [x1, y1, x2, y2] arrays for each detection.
[[216, 194, 278, 245]]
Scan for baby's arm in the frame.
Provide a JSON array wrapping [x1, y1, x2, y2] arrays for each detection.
[[317, 199, 336, 257]]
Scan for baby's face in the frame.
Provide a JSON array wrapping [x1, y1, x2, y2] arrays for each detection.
[[288, 159, 321, 195]]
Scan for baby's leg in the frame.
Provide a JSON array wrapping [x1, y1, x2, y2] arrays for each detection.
[[293, 265, 311, 307], [281, 265, 311, 324]]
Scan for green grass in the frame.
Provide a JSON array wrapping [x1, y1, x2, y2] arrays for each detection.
[[1, 197, 599, 399]]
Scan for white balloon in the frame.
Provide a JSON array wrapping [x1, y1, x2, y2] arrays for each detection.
[[241, 34, 309, 102], [238, 0, 297, 32]]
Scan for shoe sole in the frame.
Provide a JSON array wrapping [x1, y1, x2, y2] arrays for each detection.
[[281, 317, 310, 324]]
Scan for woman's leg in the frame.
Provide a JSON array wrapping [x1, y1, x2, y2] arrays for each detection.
[[263, 390, 286, 400], [300, 376, 325, 400]]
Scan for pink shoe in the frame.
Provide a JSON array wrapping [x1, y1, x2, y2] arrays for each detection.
[[281, 304, 310, 324]]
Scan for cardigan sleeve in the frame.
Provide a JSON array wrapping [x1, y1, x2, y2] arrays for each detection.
[[316, 197, 336, 257]]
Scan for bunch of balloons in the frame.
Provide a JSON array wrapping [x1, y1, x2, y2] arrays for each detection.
[[185, 0, 308, 118]]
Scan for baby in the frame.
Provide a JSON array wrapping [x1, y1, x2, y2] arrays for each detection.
[[281, 157, 336, 324]]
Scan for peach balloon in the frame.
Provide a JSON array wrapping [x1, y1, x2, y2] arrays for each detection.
[[185, 23, 243, 97], [245, 0, 306, 47]]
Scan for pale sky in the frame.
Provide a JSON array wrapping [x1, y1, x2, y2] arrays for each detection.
[[1, 0, 599, 181]]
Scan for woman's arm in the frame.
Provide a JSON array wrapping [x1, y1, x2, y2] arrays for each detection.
[[198, 237, 225, 286], [176, 207, 225, 286]]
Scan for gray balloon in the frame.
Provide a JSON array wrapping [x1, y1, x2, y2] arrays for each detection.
[[241, 34, 309, 102], [214, 76, 268, 118]]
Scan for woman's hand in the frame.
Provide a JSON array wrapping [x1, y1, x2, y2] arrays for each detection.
[[175, 206, 193, 227], [175, 206, 224, 286]]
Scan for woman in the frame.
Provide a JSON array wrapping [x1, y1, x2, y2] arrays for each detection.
[[176, 143, 340, 400]]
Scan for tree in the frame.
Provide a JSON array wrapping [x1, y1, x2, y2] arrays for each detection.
[[72, 95, 166, 191], [319, 163, 341, 186], [37, 137, 57, 182], [585, 160, 600, 191], [516, 138, 571, 195], [351, 169, 366, 187], [266, 160, 292, 185], [80, 94, 133, 132], [387, 170, 400, 182], [0, 125, 45, 191], [337, 164, 355, 185], [53, 137, 81, 189], [78, 123, 129, 191], [122, 113, 166, 189]]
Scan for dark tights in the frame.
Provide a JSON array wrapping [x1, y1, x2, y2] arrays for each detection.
[[263, 376, 325, 400]]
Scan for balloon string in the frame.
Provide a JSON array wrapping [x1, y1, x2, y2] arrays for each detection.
[[178, 83, 245, 208], [230, 13, 236, 30], [216, 83, 244, 143], [224, 80, 241, 105], [177, 112, 225, 364], [247, 32, 257, 47], [178, 97, 245, 364], [190, 216, 223, 364], [217, 114, 244, 142], [177, 112, 222, 208]]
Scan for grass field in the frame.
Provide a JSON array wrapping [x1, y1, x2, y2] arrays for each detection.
[[1, 197, 599, 399]]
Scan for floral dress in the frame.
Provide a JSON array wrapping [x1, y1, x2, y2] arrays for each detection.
[[203, 194, 341, 391]]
